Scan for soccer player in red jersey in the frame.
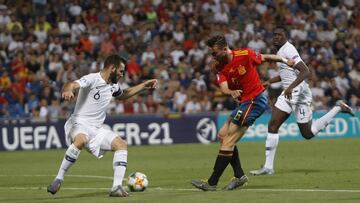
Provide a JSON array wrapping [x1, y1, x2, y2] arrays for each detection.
[[191, 35, 294, 191]]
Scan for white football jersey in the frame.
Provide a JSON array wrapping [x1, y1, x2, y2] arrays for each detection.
[[71, 72, 122, 127], [277, 41, 312, 104]]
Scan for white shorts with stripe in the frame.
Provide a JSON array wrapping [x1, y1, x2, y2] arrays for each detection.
[[275, 93, 313, 123], [64, 117, 118, 158]]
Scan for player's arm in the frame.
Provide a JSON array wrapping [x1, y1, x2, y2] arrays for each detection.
[[219, 81, 242, 100], [62, 82, 80, 101], [117, 79, 157, 100], [261, 54, 295, 67], [263, 76, 281, 88], [283, 61, 310, 100]]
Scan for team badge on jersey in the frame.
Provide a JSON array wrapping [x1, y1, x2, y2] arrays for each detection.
[[237, 65, 246, 75]]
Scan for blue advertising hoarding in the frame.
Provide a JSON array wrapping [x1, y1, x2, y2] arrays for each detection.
[[217, 112, 360, 141], [0, 111, 359, 151], [0, 113, 218, 151], [103, 113, 218, 145]]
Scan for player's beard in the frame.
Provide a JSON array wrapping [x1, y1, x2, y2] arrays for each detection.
[[215, 53, 229, 67], [109, 71, 119, 84], [216, 53, 229, 65], [273, 39, 286, 50]]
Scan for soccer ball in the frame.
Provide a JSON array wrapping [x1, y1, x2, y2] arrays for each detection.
[[127, 172, 149, 192]]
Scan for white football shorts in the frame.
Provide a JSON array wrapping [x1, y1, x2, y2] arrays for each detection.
[[275, 94, 313, 123], [64, 117, 118, 158]]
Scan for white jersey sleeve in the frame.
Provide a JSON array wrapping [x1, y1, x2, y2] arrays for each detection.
[[75, 74, 97, 88], [282, 42, 303, 65]]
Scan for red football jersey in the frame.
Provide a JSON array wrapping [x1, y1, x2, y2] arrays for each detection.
[[216, 48, 265, 102]]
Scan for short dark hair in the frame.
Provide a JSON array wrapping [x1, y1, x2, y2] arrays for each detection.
[[274, 25, 289, 38], [104, 54, 127, 70], [206, 35, 228, 48]]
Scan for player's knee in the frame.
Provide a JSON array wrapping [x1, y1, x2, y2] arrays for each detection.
[[268, 121, 279, 133], [111, 137, 127, 151], [72, 134, 88, 149], [302, 133, 314, 140], [299, 124, 315, 140], [217, 133, 226, 141]]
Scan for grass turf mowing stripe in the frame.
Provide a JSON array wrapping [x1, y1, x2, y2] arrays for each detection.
[[1, 187, 360, 193]]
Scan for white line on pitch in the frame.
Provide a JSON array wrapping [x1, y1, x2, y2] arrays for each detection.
[[1, 187, 360, 193], [0, 174, 113, 180], [1, 175, 359, 193]]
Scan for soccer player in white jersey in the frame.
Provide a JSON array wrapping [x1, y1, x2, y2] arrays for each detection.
[[250, 26, 355, 176], [47, 55, 157, 197]]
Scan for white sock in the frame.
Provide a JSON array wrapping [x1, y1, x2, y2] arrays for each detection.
[[112, 150, 128, 188], [311, 106, 341, 135], [56, 144, 81, 180], [264, 133, 279, 170]]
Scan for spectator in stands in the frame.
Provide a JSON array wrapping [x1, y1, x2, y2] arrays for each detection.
[[1, 0, 359, 119]]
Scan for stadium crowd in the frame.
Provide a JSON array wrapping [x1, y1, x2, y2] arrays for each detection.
[[0, 0, 359, 120]]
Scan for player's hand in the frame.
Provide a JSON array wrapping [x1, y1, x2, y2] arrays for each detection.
[[284, 87, 293, 100], [230, 90, 242, 100], [263, 80, 270, 89], [144, 79, 157, 89], [286, 59, 295, 67], [62, 91, 74, 101]]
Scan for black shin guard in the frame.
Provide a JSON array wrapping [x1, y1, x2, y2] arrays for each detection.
[[230, 146, 245, 178], [208, 154, 232, 186]]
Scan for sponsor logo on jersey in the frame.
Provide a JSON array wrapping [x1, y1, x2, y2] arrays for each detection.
[[196, 118, 217, 144]]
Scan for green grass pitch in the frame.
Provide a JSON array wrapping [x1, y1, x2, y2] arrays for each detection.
[[0, 138, 359, 203]]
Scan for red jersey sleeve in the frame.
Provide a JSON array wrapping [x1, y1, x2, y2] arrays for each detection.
[[248, 48, 262, 65], [216, 73, 227, 85]]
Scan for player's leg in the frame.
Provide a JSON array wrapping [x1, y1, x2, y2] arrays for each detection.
[[220, 123, 248, 191], [109, 137, 129, 197], [230, 146, 243, 178], [309, 100, 355, 136], [207, 99, 256, 189], [191, 120, 231, 191], [224, 94, 268, 190], [97, 128, 129, 197], [192, 93, 268, 190], [264, 102, 290, 172], [47, 133, 88, 195], [191, 121, 248, 191], [56, 133, 87, 179], [227, 95, 268, 180], [250, 95, 291, 175], [218, 120, 244, 179]]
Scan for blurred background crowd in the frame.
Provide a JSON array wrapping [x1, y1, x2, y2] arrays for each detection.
[[0, 0, 359, 121]]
